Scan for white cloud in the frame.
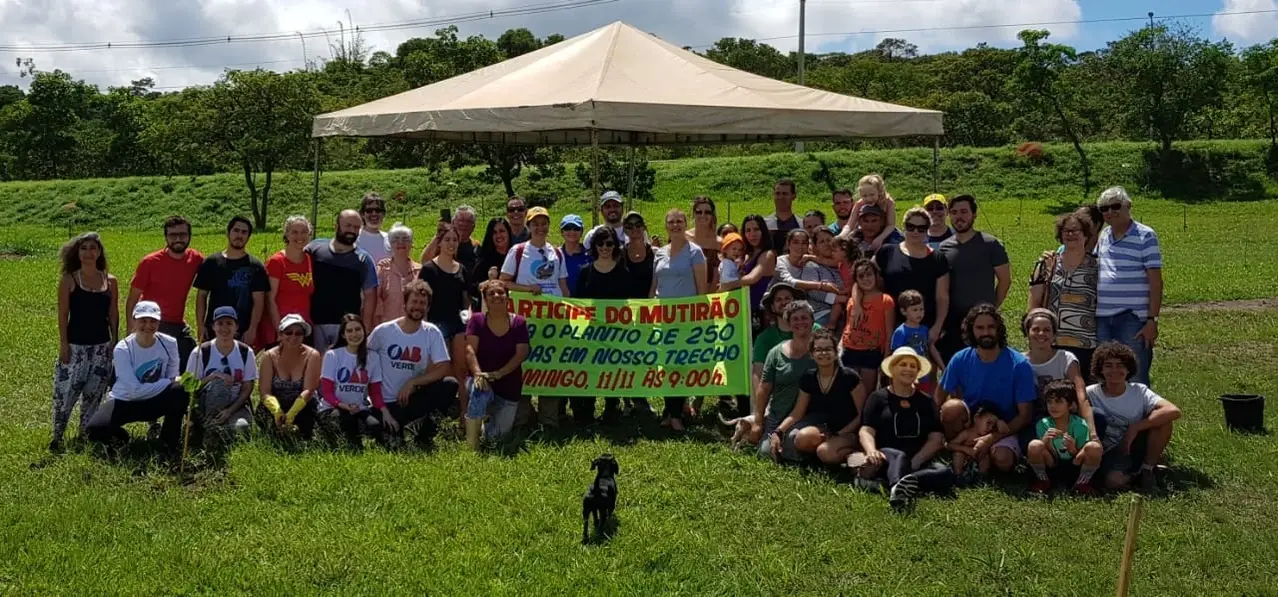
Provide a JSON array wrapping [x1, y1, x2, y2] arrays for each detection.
[[0, 0, 1083, 91], [1213, 0, 1278, 45]]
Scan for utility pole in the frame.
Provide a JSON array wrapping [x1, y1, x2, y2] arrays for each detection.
[[795, 0, 807, 153], [297, 32, 308, 71]]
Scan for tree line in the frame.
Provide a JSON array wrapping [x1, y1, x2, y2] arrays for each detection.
[[2, 22, 1277, 225]]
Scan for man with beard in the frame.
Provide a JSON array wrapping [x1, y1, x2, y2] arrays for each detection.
[[308, 209, 379, 350], [937, 194, 1010, 362], [765, 179, 801, 250], [126, 215, 203, 368], [505, 196, 531, 244], [847, 204, 903, 255], [194, 216, 269, 346], [935, 304, 1036, 475], [356, 192, 391, 264], [584, 191, 625, 253], [828, 189, 855, 235], [367, 280, 458, 447]]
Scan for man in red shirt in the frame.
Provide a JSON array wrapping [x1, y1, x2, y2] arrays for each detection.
[[125, 216, 204, 369]]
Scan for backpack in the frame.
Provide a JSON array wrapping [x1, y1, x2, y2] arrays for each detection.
[[199, 340, 251, 374], [512, 242, 565, 275]]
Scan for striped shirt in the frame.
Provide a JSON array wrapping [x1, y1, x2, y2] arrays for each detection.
[[1096, 220, 1161, 318]]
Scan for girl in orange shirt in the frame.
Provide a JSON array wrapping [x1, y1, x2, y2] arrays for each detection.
[[841, 259, 895, 398]]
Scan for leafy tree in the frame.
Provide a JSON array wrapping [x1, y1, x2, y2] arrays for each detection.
[[574, 149, 655, 202], [1241, 41, 1278, 147], [498, 28, 541, 58], [704, 38, 792, 80], [0, 85, 22, 110], [1012, 29, 1092, 196], [177, 70, 319, 227], [1102, 24, 1234, 154]]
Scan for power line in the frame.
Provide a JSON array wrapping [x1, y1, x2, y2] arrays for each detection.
[[0, 0, 617, 53], [688, 8, 1278, 49], [72, 58, 300, 75]]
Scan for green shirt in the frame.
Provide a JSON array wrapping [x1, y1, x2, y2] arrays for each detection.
[[1035, 415, 1091, 461], [752, 323, 822, 364], [761, 343, 817, 425]]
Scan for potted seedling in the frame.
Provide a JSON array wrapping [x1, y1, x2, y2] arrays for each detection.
[[177, 372, 206, 478]]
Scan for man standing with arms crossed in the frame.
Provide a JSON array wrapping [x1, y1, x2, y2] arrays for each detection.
[[937, 195, 1011, 362], [308, 209, 379, 350], [126, 215, 203, 369]]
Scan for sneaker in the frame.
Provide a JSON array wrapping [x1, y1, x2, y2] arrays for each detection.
[[1029, 479, 1052, 496], [1073, 482, 1097, 496], [888, 475, 919, 512], [1138, 468, 1158, 494], [146, 421, 162, 441]]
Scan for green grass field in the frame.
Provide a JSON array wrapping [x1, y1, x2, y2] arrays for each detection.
[[1, 198, 1276, 595]]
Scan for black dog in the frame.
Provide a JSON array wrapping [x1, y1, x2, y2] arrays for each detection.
[[582, 453, 618, 543]]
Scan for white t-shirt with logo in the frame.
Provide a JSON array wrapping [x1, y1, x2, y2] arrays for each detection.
[[110, 333, 181, 401], [319, 348, 384, 411], [500, 240, 568, 296], [186, 341, 259, 397], [367, 320, 450, 402], [357, 229, 391, 264]]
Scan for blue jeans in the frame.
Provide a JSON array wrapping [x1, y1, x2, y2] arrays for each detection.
[[1096, 310, 1153, 387]]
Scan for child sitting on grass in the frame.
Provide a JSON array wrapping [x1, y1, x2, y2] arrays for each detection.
[[1028, 379, 1102, 495], [889, 289, 944, 395], [946, 401, 1006, 477]]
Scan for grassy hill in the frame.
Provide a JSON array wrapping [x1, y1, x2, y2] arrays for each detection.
[[3, 140, 1276, 232]]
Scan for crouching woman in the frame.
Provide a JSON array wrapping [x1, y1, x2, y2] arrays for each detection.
[[317, 314, 385, 449]]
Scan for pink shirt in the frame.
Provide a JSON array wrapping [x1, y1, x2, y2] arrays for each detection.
[[375, 258, 421, 325]]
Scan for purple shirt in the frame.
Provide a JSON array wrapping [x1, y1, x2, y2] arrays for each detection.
[[465, 313, 530, 401]]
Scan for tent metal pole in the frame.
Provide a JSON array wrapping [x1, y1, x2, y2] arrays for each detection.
[[311, 138, 322, 226], [590, 129, 601, 228], [932, 137, 940, 193], [627, 145, 636, 212]]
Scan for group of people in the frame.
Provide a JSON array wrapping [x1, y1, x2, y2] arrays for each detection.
[[51, 178, 1180, 506]]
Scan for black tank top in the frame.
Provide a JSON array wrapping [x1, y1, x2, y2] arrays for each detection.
[[68, 271, 111, 345]]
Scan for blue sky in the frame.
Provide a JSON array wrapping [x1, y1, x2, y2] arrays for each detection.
[[2, 0, 1276, 91]]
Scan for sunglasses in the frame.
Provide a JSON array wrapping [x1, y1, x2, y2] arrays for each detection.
[[926, 204, 947, 212], [507, 206, 527, 213], [598, 240, 616, 248], [362, 208, 386, 214], [1060, 227, 1084, 236], [904, 223, 929, 232], [219, 355, 232, 376], [1098, 203, 1123, 213], [694, 209, 714, 216], [623, 221, 643, 230], [281, 328, 305, 337], [562, 225, 583, 232]]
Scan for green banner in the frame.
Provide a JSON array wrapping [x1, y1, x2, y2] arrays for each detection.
[[507, 289, 752, 397]]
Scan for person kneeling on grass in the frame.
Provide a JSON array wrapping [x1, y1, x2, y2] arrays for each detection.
[[752, 300, 818, 462], [256, 314, 322, 441], [317, 314, 385, 450], [857, 346, 953, 511], [184, 306, 256, 450], [464, 280, 531, 447], [85, 301, 189, 455], [768, 329, 864, 463], [1086, 341, 1181, 493], [946, 402, 1007, 478], [1027, 379, 1103, 495]]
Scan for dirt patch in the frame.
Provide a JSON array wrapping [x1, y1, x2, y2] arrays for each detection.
[[1164, 298, 1278, 314]]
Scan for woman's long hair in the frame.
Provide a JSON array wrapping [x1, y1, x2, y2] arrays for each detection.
[[741, 214, 773, 256], [479, 217, 512, 260], [587, 226, 619, 262], [60, 232, 108, 276], [332, 313, 369, 370]]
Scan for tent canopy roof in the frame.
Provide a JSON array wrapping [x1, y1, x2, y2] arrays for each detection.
[[312, 21, 943, 145]]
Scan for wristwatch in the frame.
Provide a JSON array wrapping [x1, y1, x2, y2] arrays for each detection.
[[1148, 316, 1159, 324]]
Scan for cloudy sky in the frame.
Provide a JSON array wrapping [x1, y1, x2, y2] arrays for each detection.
[[2, 0, 1276, 91]]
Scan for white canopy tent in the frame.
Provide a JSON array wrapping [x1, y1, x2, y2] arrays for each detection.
[[309, 20, 944, 220]]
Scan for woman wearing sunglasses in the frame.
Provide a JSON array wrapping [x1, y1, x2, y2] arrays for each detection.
[[687, 196, 722, 289], [257, 314, 323, 440], [572, 227, 632, 423], [464, 280, 531, 444], [650, 208, 708, 430], [922, 194, 954, 249]]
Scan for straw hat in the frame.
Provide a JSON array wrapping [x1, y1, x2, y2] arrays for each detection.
[[880, 346, 933, 380]]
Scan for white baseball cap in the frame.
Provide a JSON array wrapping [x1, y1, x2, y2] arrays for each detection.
[[278, 313, 312, 336], [132, 301, 162, 321]]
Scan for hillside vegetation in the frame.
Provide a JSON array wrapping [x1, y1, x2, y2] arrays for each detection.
[[3, 140, 1275, 231]]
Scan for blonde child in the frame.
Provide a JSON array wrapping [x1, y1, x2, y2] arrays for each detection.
[[947, 402, 1007, 476], [1028, 379, 1102, 495], [846, 174, 898, 251], [889, 289, 944, 395]]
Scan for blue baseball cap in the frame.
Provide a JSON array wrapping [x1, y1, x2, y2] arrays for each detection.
[[212, 306, 238, 322], [560, 214, 584, 230]]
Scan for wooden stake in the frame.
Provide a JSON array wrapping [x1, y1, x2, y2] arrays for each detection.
[[1116, 495, 1145, 597]]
